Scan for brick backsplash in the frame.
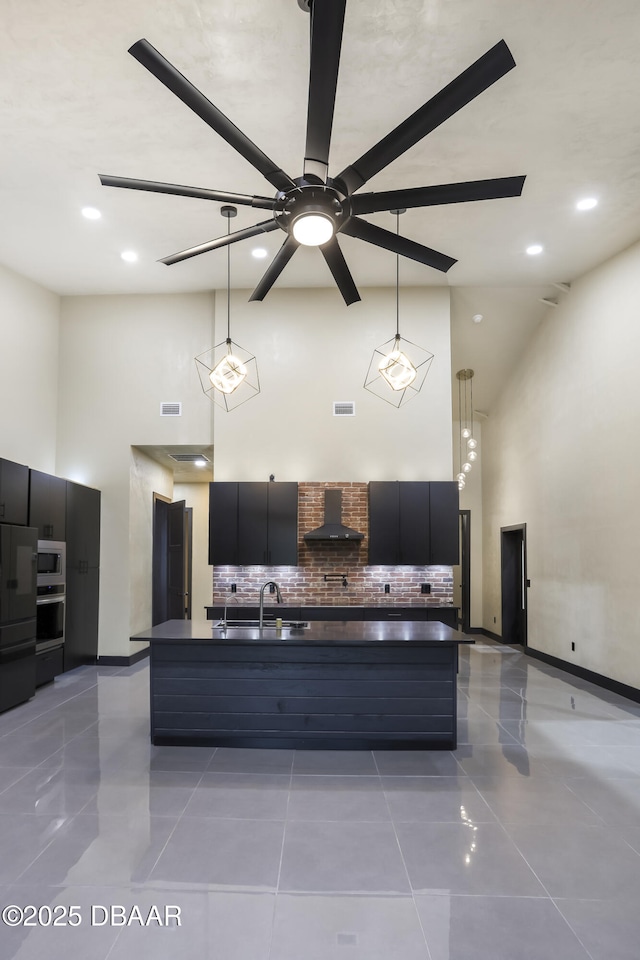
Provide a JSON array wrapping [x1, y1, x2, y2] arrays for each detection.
[[212, 481, 454, 607]]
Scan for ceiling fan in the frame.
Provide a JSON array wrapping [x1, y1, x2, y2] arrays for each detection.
[[100, 0, 526, 305]]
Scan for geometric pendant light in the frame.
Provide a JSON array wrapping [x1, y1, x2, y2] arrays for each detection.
[[195, 205, 260, 412], [364, 210, 434, 408]]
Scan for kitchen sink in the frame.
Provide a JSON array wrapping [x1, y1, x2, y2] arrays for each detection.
[[215, 620, 309, 629]]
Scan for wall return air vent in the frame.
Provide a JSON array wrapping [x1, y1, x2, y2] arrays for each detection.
[[333, 401, 355, 417], [160, 402, 182, 417]]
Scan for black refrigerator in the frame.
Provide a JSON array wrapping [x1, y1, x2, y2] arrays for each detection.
[[0, 524, 37, 712]]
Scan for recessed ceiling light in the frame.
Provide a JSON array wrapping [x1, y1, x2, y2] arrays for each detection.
[[252, 247, 268, 259], [472, 314, 483, 324], [121, 250, 138, 263], [82, 206, 101, 220], [576, 197, 598, 211], [194, 458, 208, 467], [526, 244, 543, 256]]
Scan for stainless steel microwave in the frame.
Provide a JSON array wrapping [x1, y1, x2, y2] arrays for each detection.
[[36, 540, 66, 586]]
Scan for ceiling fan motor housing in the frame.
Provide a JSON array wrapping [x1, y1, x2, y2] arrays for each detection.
[[276, 184, 346, 239]]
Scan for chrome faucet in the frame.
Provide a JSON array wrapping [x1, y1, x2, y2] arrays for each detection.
[[259, 580, 283, 627]]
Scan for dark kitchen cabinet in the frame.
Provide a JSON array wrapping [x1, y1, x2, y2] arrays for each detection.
[[368, 481, 430, 564], [64, 481, 100, 671], [0, 458, 29, 525], [429, 482, 460, 565], [368, 481, 458, 565], [29, 470, 66, 541], [209, 482, 298, 565], [209, 482, 239, 565]]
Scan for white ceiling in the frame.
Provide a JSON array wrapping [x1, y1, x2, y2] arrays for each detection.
[[1, 0, 639, 416]]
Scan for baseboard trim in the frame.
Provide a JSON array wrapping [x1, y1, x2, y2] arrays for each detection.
[[475, 627, 502, 642], [525, 645, 640, 704], [98, 646, 150, 667]]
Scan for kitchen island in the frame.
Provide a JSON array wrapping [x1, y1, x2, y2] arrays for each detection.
[[131, 619, 473, 750]]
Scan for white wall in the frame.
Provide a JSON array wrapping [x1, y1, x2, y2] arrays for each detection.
[[213, 286, 453, 482], [56, 292, 215, 657], [0, 262, 60, 471], [482, 238, 640, 688]]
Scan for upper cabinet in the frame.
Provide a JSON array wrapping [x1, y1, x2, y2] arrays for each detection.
[[368, 481, 431, 565], [0, 458, 29, 525], [209, 481, 298, 566], [368, 481, 458, 565], [429, 481, 460, 565], [66, 481, 101, 569], [28, 470, 67, 541]]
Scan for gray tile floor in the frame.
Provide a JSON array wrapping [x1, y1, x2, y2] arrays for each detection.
[[1, 639, 640, 958]]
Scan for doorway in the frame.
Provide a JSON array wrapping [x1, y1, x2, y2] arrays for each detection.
[[152, 495, 192, 624], [500, 524, 527, 646], [453, 510, 471, 633]]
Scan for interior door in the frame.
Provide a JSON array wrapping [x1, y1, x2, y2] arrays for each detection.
[[453, 510, 470, 632], [501, 525, 527, 646], [167, 500, 187, 620]]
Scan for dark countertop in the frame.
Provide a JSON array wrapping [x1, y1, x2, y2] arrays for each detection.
[[132, 619, 473, 647], [205, 604, 458, 609]]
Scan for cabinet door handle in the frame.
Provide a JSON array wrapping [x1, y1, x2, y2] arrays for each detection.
[[387, 612, 402, 617], [0, 503, 4, 518]]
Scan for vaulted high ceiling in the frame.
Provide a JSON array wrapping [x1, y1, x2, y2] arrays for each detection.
[[1, 0, 639, 414]]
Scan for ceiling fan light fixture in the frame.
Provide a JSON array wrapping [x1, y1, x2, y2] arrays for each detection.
[[292, 212, 335, 246]]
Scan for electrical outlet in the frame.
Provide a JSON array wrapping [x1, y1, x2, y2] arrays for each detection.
[[421, 583, 431, 594], [384, 584, 390, 594], [269, 583, 275, 594], [230, 584, 236, 593]]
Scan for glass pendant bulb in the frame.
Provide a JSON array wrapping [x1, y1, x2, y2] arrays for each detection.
[[462, 462, 472, 473], [209, 342, 248, 395], [468, 450, 478, 462], [467, 437, 477, 450], [378, 337, 417, 391], [456, 472, 466, 483], [461, 427, 471, 439]]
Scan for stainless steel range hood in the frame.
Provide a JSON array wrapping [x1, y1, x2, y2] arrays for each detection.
[[303, 489, 364, 542]]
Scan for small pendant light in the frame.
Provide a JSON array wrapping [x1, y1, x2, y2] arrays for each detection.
[[195, 206, 260, 411], [364, 210, 434, 408]]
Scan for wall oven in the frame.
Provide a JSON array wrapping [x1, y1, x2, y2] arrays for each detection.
[[36, 541, 65, 654]]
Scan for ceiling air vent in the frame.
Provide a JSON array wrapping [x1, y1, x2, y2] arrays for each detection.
[[160, 402, 182, 417], [168, 453, 209, 463], [333, 401, 355, 417]]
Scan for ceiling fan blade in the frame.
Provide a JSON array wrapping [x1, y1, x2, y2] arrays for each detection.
[[350, 175, 526, 215], [303, 0, 347, 183], [320, 238, 361, 305], [249, 236, 299, 301], [99, 175, 277, 210], [334, 39, 516, 195], [341, 217, 456, 272], [160, 219, 280, 266], [129, 39, 295, 194]]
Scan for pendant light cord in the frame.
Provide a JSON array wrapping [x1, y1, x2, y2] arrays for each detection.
[[395, 211, 400, 339], [226, 216, 231, 342]]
